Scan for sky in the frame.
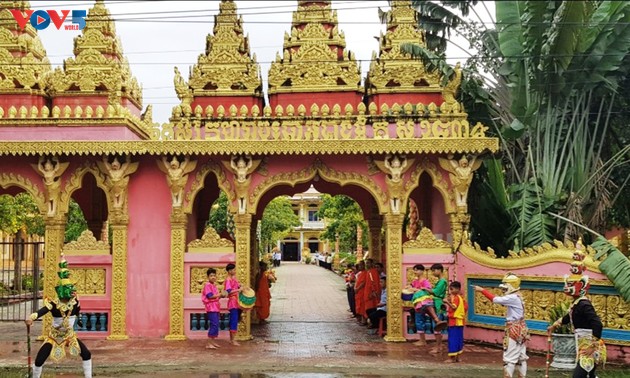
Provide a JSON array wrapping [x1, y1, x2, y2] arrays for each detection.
[[30, 1, 495, 124]]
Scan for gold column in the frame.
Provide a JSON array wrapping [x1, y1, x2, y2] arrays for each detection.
[[165, 210, 187, 340], [107, 215, 129, 340], [234, 213, 253, 341], [41, 216, 66, 339], [383, 213, 405, 342], [368, 219, 383, 263]]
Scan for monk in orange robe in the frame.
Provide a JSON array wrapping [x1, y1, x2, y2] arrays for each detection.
[[363, 259, 382, 320], [354, 261, 367, 325], [255, 261, 271, 322]]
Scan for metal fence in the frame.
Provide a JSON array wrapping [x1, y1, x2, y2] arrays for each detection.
[[0, 237, 44, 321]]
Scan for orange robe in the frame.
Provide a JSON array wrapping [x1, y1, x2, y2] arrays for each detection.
[[364, 268, 381, 311], [354, 270, 367, 317], [255, 273, 271, 320]]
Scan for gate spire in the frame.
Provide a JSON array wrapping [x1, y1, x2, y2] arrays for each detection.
[[46, 0, 143, 114], [268, 0, 363, 111], [366, 0, 455, 108], [0, 1, 51, 108]]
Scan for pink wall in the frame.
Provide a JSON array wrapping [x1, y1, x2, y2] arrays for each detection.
[[126, 157, 173, 337]]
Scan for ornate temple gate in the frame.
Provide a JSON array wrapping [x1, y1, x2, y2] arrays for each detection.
[[0, 0, 502, 344]]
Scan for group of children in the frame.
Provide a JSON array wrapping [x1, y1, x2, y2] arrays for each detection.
[[406, 263, 468, 363], [201, 263, 243, 348]]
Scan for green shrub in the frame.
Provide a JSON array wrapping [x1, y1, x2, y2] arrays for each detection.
[[548, 301, 572, 334], [305, 257, 312, 264], [21, 273, 44, 291]]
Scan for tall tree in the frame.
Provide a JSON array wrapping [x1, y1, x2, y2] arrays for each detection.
[[259, 196, 301, 254], [317, 195, 368, 254]]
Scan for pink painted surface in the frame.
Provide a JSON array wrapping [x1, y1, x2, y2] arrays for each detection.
[[430, 186, 450, 240], [191, 96, 264, 114], [0, 126, 145, 141], [183, 252, 235, 340], [268, 92, 363, 114], [0, 94, 47, 109], [126, 159, 173, 337], [368, 93, 444, 108], [456, 253, 629, 360]]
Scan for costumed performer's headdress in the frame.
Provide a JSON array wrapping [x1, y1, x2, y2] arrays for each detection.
[[499, 272, 521, 294], [564, 237, 590, 298], [55, 253, 76, 300]]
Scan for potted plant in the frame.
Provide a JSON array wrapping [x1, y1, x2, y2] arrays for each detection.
[[548, 301, 576, 369]]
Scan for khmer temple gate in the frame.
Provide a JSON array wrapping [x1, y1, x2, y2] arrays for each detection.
[[1, 0, 629, 359]]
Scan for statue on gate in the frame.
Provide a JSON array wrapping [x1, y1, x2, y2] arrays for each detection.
[[33, 156, 69, 216], [439, 154, 482, 209], [97, 155, 138, 209], [157, 155, 197, 207], [223, 155, 261, 214], [374, 154, 414, 214]]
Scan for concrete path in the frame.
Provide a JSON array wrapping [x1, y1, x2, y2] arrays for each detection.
[[1, 262, 618, 377]]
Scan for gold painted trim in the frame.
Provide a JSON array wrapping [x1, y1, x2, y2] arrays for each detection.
[[63, 230, 110, 255], [249, 159, 387, 215], [464, 273, 612, 287], [0, 139, 499, 157], [0, 173, 47, 214], [183, 160, 234, 213], [459, 241, 602, 273], [405, 157, 454, 213]]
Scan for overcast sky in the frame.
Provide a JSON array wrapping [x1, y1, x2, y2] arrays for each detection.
[[31, 1, 495, 124]]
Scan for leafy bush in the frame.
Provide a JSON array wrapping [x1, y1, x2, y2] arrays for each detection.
[[548, 301, 572, 334], [305, 257, 312, 264], [21, 273, 44, 291]]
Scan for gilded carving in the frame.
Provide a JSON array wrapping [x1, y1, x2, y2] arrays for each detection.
[[374, 154, 415, 214], [249, 159, 387, 216], [45, 1, 142, 108], [108, 224, 128, 340], [41, 219, 66, 339], [438, 154, 482, 210], [406, 157, 454, 214], [459, 238, 602, 272], [366, 1, 447, 97], [234, 214, 252, 341], [222, 155, 261, 214], [0, 5, 50, 92], [72, 268, 106, 295], [96, 155, 139, 210], [188, 226, 234, 250], [32, 156, 69, 217], [606, 296, 630, 330], [531, 290, 555, 321], [190, 266, 228, 295], [402, 227, 451, 249], [166, 215, 187, 341], [268, 1, 362, 95], [157, 155, 197, 208], [0, 172, 46, 214], [184, 160, 234, 214], [384, 214, 405, 342], [63, 230, 110, 255], [184, 1, 262, 98], [0, 138, 499, 157]]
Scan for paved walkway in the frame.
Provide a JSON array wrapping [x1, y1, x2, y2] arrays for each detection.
[[1, 262, 617, 377]]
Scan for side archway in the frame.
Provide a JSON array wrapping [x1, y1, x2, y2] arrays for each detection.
[[0, 173, 47, 215]]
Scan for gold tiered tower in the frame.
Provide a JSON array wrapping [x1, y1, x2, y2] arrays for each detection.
[[366, 0, 447, 107], [46, 0, 143, 115], [0, 1, 51, 108], [172, 0, 263, 117], [268, 0, 363, 111]]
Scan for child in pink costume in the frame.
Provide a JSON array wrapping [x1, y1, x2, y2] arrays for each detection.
[[201, 267, 221, 349]]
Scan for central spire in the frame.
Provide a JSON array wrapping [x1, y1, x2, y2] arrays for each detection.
[[268, 0, 363, 109], [187, 0, 262, 98]]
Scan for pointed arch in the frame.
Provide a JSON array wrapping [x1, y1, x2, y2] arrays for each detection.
[[58, 161, 112, 215], [250, 159, 388, 215], [404, 157, 455, 214], [183, 159, 234, 214], [0, 173, 47, 214]]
